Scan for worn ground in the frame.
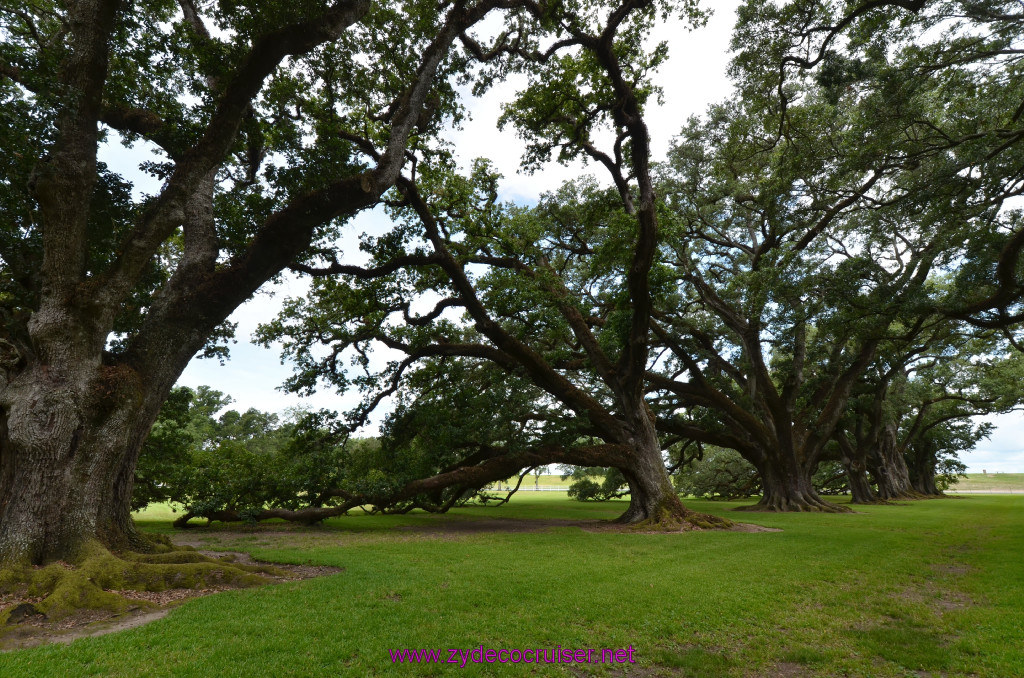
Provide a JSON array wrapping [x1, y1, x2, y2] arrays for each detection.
[[0, 549, 341, 651]]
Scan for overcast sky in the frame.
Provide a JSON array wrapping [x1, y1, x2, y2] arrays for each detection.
[[102, 1, 1023, 472]]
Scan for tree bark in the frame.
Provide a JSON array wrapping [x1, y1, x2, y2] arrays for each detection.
[[617, 439, 687, 524], [0, 362, 145, 564], [909, 444, 942, 496], [868, 423, 918, 500], [836, 432, 877, 504], [613, 413, 729, 528], [95, 378, 185, 551], [744, 451, 851, 512], [844, 459, 878, 504]]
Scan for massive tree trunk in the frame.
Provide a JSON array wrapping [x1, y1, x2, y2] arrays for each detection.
[[909, 443, 942, 496], [868, 423, 918, 500], [911, 466, 940, 496], [95, 372, 188, 550], [615, 414, 731, 529], [0, 321, 199, 564], [836, 432, 878, 504], [744, 449, 851, 512], [0, 361, 146, 564], [617, 438, 686, 524], [844, 460, 878, 504]]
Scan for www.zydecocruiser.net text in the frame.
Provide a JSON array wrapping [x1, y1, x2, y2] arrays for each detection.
[[389, 645, 637, 666]]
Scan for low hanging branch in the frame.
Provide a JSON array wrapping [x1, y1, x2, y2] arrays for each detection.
[[171, 445, 630, 527]]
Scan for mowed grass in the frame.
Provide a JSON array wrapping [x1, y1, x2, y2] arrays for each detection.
[[2, 495, 1022, 677], [949, 473, 1024, 492], [492, 474, 575, 488]]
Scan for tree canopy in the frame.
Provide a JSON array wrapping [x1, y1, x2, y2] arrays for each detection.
[[259, 0, 1024, 518], [2, 0, 1024, 608]]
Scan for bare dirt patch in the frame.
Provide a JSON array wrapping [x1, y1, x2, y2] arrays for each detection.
[[0, 551, 342, 651], [729, 523, 782, 533]]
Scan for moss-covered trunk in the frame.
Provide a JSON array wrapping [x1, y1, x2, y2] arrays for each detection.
[[617, 444, 687, 524]]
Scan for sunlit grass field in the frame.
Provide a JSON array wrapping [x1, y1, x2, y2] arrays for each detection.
[[949, 473, 1024, 492], [3, 494, 1022, 677]]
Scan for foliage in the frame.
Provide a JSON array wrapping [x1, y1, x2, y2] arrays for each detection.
[[133, 386, 232, 511], [135, 386, 352, 519], [561, 466, 628, 501], [812, 461, 850, 496], [673, 448, 762, 500]]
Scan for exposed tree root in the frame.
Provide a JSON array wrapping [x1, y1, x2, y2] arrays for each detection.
[[734, 494, 854, 513], [0, 536, 284, 625], [850, 498, 897, 506], [615, 498, 735, 531], [875, 489, 933, 501]]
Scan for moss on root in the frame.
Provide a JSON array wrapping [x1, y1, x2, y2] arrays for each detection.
[[626, 503, 735, 532], [0, 538, 285, 624]]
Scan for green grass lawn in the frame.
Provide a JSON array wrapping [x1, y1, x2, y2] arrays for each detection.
[[2, 494, 1022, 677], [949, 473, 1024, 492], [492, 474, 575, 488]]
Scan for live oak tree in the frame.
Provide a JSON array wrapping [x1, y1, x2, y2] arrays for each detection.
[[671, 447, 763, 501], [878, 340, 1022, 497], [735, 0, 1024, 332], [135, 386, 350, 524], [561, 466, 630, 502], [641, 0, 1024, 511], [647, 93, 968, 512], [167, 364, 578, 524], [835, 319, 1003, 499], [262, 0, 1024, 520], [261, 0, 740, 529], [0, 0, 558, 610]]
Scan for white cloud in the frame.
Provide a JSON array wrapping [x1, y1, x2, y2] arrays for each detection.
[[176, 207, 397, 430], [445, 1, 741, 203], [964, 413, 1024, 473]]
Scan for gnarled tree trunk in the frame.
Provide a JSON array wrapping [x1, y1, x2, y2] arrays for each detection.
[[0, 362, 147, 564], [0, 272, 222, 566], [868, 424, 918, 500], [836, 432, 878, 504], [844, 461, 877, 504], [744, 450, 851, 512], [615, 416, 731, 529], [617, 440, 687, 524], [909, 443, 942, 496]]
